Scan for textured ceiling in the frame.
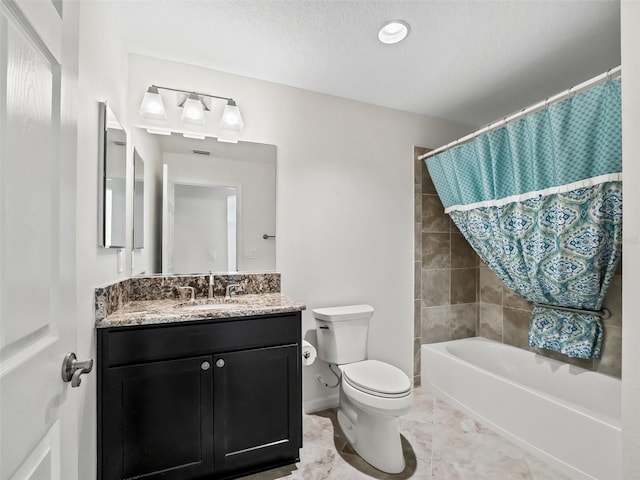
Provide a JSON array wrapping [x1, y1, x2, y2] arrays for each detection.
[[110, 0, 620, 127]]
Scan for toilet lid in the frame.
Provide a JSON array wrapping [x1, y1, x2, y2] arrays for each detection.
[[342, 360, 411, 397]]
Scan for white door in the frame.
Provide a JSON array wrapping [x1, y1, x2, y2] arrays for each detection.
[[162, 164, 175, 274], [0, 1, 79, 479]]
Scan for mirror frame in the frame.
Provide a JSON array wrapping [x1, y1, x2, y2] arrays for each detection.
[[98, 102, 127, 248]]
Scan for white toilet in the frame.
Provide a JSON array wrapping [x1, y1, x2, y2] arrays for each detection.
[[312, 304, 413, 474]]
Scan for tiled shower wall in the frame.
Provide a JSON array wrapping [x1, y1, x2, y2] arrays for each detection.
[[414, 146, 623, 382], [414, 147, 480, 385]]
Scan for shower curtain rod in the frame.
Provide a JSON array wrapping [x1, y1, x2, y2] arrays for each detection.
[[419, 65, 622, 161]]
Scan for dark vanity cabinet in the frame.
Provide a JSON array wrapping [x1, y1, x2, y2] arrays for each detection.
[[97, 312, 302, 480]]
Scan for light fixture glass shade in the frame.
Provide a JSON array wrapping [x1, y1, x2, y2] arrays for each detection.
[[139, 87, 167, 120], [220, 100, 244, 132], [181, 93, 206, 126]]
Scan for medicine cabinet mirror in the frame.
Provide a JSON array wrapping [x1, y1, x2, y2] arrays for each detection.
[[98, 102, 127, 248]]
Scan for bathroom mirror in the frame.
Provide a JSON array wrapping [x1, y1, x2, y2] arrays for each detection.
[[98, 102, 127, 248], [133, 129, 276, 274], [133, 149, 144, 249]]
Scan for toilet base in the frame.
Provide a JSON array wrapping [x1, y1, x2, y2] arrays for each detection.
[[337, 404, 406, 474]]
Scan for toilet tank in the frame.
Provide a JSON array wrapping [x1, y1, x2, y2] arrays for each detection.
[[312, 304, 374, 364]]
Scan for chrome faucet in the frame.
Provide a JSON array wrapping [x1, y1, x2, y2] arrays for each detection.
[[178, 286, 195, 302], [225, 283, 244, 299], [208, 271, 214, 299]]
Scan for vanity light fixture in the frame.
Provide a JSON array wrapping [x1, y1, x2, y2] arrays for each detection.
[[220, 99, 244, 131], [139, 86, 167, 120], [138, 84, 245, 137], [378, 20, 410, 45], [181, 93, 207, 126]]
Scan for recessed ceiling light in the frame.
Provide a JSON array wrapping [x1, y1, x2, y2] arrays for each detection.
[[378, 20, 409, 45]]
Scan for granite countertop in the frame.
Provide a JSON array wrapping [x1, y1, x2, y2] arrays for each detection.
[[96, 293, 306, 328]]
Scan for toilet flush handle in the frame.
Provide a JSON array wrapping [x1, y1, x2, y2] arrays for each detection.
[[318, 325, 330, 330]]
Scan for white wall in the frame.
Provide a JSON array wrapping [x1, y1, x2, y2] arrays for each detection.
[[75, 2, 129, 479], [128, 54, 471, 408], [621, 2, 640, 478]]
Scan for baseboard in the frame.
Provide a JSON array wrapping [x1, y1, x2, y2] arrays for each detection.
[[303, 394, 339, 414]]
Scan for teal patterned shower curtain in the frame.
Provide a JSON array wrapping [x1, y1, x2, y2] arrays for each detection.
[[426, 79, 622, 359]]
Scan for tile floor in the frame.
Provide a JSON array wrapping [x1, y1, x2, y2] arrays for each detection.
[[242, 388, 571, 480]]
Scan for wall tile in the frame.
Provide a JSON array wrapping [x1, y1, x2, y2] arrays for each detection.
[[414, 337, 422, 380], [414, 299, 422, 339], [451, 234, 478, 268], [422, 232, 451, 269], [451, 268, 477, 304], [415, 223, 423, 262], [422, 195, 449, 232], [422, 306, 451, 343], [479, 267, 503, 305], [596, 325, 622, 377], [415, 261, 422, 300], [450, 217, 461, 234], [421, 162, 437, 195], [503, 286, 531, 311], [422, 269, 450, 307], [415, 185, 423, 223], [450, 304, 477, 339], [604, 275, 622, 327], [414, 157, 423, 187], [503, 307, 530, 350], [479, 303, 503, 341]]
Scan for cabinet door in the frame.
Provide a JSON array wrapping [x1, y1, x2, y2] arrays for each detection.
[[101, 356, 214, 480], [213, 344, 302, 472]]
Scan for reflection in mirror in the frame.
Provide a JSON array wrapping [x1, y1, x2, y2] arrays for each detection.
[[135, 129, 276, 274], [98, 103, 126, 248], [171, 184, 237, 272], [133, 149, 144, 249]]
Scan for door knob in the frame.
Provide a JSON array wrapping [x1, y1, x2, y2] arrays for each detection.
[[216, 359, 225, 368], [61, 353, 93, 387]]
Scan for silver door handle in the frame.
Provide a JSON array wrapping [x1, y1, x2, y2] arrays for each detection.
[[61, 353, 93, 387]]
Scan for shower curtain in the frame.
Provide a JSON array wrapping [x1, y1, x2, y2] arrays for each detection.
[[426, 78, 622, 359]]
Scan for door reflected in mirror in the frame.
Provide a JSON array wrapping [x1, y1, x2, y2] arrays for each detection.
[[133, 129, 276, 275], [170, 184, 237, 272]]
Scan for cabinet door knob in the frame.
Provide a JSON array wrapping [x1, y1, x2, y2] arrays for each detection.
[[201, 361, 211, 371], [216, 359, 225, 368]]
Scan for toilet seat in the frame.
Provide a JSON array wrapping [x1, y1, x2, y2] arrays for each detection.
[[342, 360, 411, 398]]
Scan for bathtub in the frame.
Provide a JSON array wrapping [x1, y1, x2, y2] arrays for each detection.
[[421, 337, 621, 480]]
